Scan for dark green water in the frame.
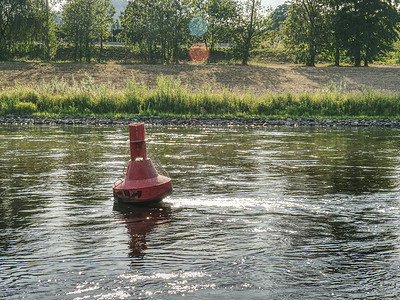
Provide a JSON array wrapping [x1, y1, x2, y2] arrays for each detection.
[[1, 125, 399, 299]]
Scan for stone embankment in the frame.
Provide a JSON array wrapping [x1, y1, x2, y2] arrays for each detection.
[[2, 115, 400, 128]]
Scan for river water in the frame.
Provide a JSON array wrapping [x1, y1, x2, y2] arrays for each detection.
[[0, 125, 399, 299]]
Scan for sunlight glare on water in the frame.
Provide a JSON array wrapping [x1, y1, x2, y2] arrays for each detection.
[[0, 125, 399, 299]]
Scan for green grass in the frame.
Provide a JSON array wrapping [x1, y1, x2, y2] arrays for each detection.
[[1, 75, 400, 119]]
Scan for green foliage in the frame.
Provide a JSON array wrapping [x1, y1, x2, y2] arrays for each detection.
[[252, 35, 290, 64], [283, 0, 327, 66], [31, 0, 59, 60], [336, 0, 400, 66], [284, 0, 400, 67], [14, 102, 38, 114], [230, 0, 270, 65], [0, 88, 39, 114], [120, 0, 195, 64], [380, 39, 400, 64], [203, 0, 238, 53], [206, 47, 234, 64], [0, 0, 32, 60], [47, 44, 130, 62], [2, 0, 399, 66], [0, 0, 60, 61], [61, 0, 115, 62], [1, 75, 400, 118], [269, 3, 289, 31]]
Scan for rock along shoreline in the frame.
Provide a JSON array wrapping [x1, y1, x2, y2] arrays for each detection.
[[1, 115, 400, 128]]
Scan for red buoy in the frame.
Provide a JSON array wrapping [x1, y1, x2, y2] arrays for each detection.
[[113, 123, 172, 204]]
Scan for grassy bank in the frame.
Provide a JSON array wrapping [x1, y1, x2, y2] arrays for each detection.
[[1, 75, 400, 119]]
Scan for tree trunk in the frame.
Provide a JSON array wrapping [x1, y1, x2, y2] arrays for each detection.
[[242, 42, 250, 65], [174, 42, 179, 64], [242, 55, 249, 66], [0, 35, 7, 60], [364, 48, 369, 67], [242, 0, 256, 66], [99, 34, 103, 63], [306, 58, 315, 67], [354, 49, 361, 67], [86, 41, 91, 63], [334, 48, 340, 66], [45, 0, 50, 60], [307, 45, 316, 67]]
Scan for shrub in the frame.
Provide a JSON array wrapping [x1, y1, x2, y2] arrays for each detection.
[[14, 102, 37, 114]]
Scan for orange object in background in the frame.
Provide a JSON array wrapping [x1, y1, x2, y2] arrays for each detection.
[[189, 43, 210, 64], [113, 123, 172, 204]]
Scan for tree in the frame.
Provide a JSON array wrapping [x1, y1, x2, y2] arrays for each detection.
[[0, 0, 61, 61], [159, 0, 193, 64], [203, 0, 237, 53], [29, 0, 60, 60], [121, 0, 194, 63], [167, 0, 199, 64], [231, 0, 269, 65], [61, 0, 115, 62], [95, 0, 115, 62], [323, 0, 343, 66], [111, 18, 122, 43], [283, 0, 327, 66], [337, 0, 399, 67], [270, 2, 290, 31], [120, 0, 160, 62], [0, 0, 31, 60]]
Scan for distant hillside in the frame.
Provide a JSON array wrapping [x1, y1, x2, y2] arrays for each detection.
[[112, 0, 128, 19]]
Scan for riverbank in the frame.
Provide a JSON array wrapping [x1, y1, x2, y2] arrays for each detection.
[[2, 115, 400, 128], [2, 63, 400, 121], [2, 74, 400, 119]]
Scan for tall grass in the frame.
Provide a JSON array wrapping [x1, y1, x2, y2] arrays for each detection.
[[1, 74, 400, 118]]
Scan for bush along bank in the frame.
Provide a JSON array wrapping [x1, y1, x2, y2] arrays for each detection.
[[1, 75, 400, 124]]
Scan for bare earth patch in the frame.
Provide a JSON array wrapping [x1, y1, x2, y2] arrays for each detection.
[[0, 62, 399, 95]]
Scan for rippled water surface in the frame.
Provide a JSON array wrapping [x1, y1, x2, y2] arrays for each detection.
[[1, 125, 399, 299]]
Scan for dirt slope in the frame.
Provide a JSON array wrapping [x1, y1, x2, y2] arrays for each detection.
[[1, 62, 399, 94]]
